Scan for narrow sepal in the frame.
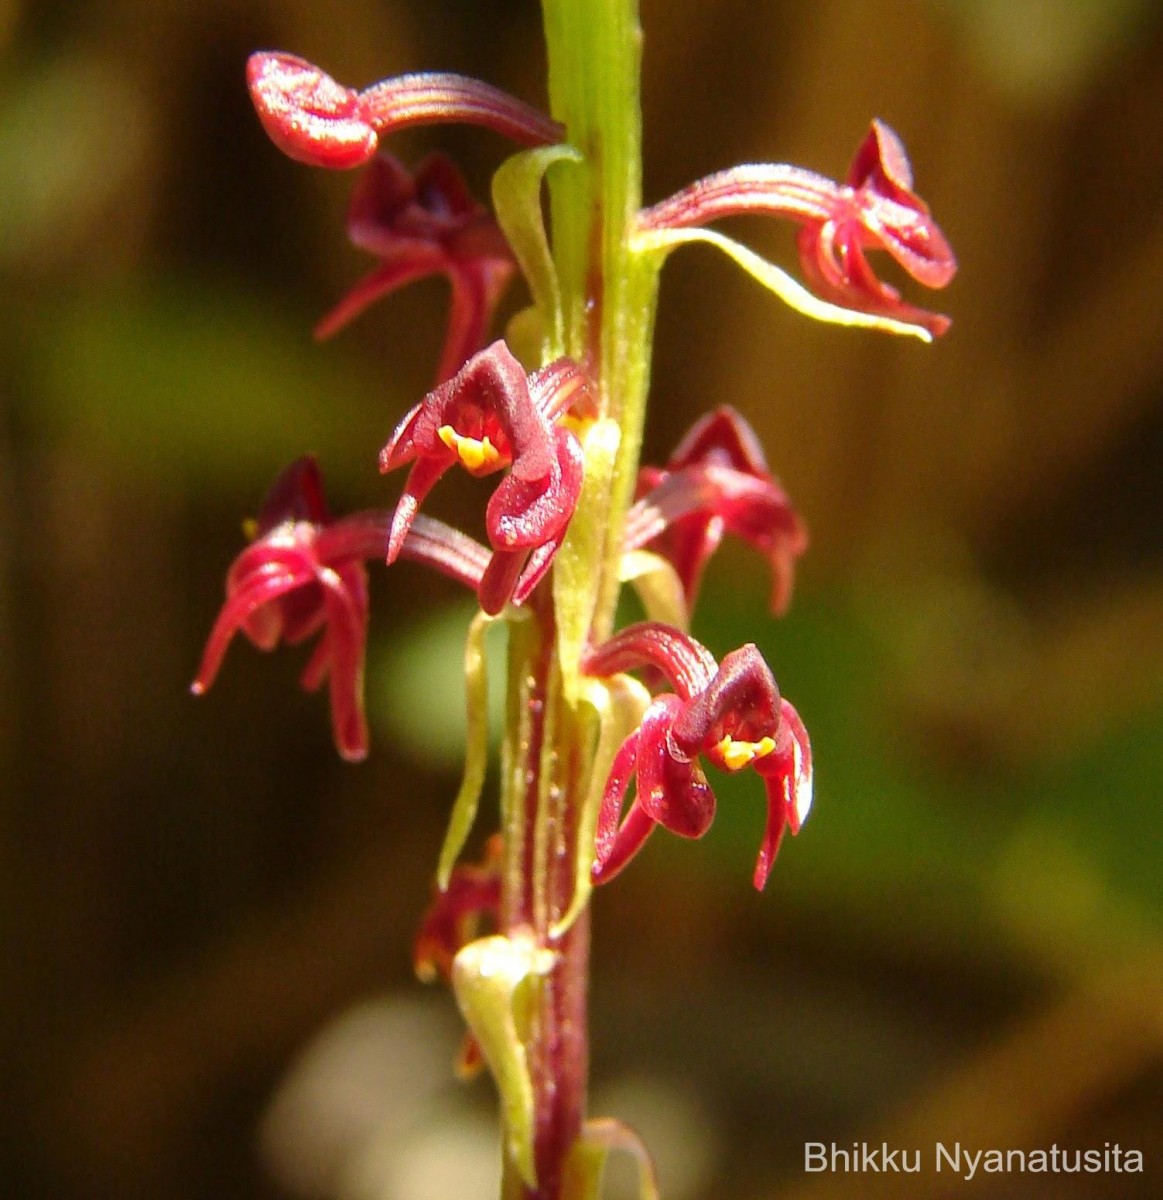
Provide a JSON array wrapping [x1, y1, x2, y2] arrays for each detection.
[[753, 698, 813, 889]]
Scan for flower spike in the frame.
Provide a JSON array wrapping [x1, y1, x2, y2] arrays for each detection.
[[380, 341, 590, 612], [314, 152, 516, 384], [637, 119, 956, 337], [624, 406, 808, 616], [583, 624, 812, 889], [192, 458, 491, 760], [247, 52, 563, 170]]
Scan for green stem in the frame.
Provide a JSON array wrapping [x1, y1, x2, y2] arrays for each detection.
[[541, 0, 660, 639], [497, 2, 662, 1196]]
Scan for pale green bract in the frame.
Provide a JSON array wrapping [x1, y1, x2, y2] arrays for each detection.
[[632, 225, 936, 342], [561, 1117, 661, 1200], [452, 933, 557, 1188], [437, 610, 496, 888], [619, 548, 690, 630], [553, 418, 622, 704], [552, 673, 651, 938], [492, 143, 584, 359]]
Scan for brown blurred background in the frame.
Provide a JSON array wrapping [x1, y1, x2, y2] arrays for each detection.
[[2, 0, 1161, 1197]]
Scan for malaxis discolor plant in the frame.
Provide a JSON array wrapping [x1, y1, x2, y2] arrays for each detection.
[[194, 3, 955, 1196]]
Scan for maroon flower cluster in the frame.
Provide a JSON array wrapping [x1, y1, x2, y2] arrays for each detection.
[[196, 49, 955, 899]]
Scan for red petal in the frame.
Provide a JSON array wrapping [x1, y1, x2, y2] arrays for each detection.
[[247, 52, 377, 170], [752, 699, 813, 888], [635, 697, 717, 838]]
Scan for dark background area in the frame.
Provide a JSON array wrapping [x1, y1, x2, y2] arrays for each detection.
[[1, 1, 1161, 1197]]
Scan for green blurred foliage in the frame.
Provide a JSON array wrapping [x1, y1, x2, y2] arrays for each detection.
[[657, 573, 1163, 977], [33, 284, 395, 487]]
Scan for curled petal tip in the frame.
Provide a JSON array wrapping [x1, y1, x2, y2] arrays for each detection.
[[335, 726, 370, 763], [860, 119, 915, 192], [247, 51, 378, 169]]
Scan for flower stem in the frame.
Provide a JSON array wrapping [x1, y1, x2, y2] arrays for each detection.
[[497, 2, 661, 1195], [541, 0, 659, 638], [500, 593, 590, 1199]]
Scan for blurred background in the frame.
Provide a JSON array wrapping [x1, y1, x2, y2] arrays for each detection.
[[2, 0, 1162, 1197]]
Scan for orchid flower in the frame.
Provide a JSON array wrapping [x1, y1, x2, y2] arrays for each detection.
[[636, 119, 956, 339], [625, 406, 808, 616], [315, 152, 516, 384], [247, 51, 563, 170], [192, 457, 490, 760], [583, 622, 812, 889], [379, 341, 590, 613]]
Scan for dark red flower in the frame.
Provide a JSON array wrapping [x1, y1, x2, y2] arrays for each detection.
[[638, 119, 956, 337], [247, 51, 563, 170], [379, 342, 590, 613], [624, 406, 808, 616], [414, 833, 503, 1077], [414, 833, 503, 985], [583, 623, 812, 889], [193, 458, 492, 761], [315, 152, 516, 384], [798, 120, 956, 336]]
